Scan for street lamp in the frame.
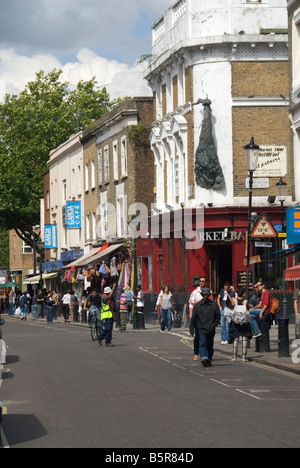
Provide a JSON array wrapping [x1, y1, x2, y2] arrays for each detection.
[[244, 137, 260, 301], [276, 178, 288, 229], [276, 177, 289, 357]]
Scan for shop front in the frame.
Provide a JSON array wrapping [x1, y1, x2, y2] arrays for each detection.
[[136, 206, 289, 320]]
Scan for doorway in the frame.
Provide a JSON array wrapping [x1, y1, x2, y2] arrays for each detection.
[[208, 245, 233, 294]]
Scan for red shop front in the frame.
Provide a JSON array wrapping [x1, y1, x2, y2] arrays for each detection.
[[136, 206, 289, 319]]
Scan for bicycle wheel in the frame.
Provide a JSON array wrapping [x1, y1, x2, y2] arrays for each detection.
[[91, 316, 98, 342]]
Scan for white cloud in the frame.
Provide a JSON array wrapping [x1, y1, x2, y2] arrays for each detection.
[[0, 47, 151, 102]]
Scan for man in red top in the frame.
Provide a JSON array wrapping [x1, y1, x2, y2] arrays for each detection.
[[258, 283, 271, 319]]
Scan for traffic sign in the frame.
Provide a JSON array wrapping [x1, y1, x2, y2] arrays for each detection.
[[251, 214, 277, 238]]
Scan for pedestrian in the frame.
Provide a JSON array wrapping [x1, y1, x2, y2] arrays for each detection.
[[190, 288, 221, 368], [124, 286, 134, 324], [20, 292, 30, 321], [160, 285, 174, 333], [45, 291, 54, 324], [217, 281, 235, 344], [8, 290, 16, 315], [37, 289, 45, 318], [62, 291, 71, 323], [231, 289, 252, 362], [189, 276, 212, 360], [135, 285, 145, 330], [70, 291, 79, 322], [98, 286, 115, 347], [119, 288, 127, 331], [249, 283, 263, 338], [52, 290, 59, 320]]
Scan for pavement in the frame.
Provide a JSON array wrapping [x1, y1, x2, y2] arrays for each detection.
[[3, 312, 300, 376]]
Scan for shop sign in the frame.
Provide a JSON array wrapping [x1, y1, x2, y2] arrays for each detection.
[[286, 207, 300, 245], [199, 231, 244, 242], [254, 146, 287, 178], [42, 260, 63, 272], [44, 225, 58, 249], [66, 202, 81, 229], [237, 271, 253, 290]]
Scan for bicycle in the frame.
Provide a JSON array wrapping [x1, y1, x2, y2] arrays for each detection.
[[89, 308, 103, 342]]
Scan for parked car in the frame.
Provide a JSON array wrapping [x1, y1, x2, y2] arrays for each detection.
[[0, 318, 5, 340]]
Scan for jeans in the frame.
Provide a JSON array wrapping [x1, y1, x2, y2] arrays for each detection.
[[250, 309, 262, 335], [220, 309, 230, 342], [161, 308, 172, 332], [21, 304, 29, 320], [199, 330, 216, 362], [9, 303, 16, 315], [45, 305, 53, 323], [99, 318, 113, 343], [127, 302, 132, 323]]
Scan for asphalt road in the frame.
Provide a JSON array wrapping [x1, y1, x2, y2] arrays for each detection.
[[1, 318, 300, 449]]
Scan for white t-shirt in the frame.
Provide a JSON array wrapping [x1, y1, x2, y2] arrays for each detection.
[[137, 291, 144, 307]]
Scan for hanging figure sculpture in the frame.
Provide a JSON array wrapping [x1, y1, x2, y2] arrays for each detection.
[[193, 97, 225, 191]]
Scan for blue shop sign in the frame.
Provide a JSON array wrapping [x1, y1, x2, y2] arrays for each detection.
[[61, 250, 84, 262], [42, 260, 63, 272], [44, 225, 58, 249], [66, 202, 82, 229], [286, 207, 300, 245]]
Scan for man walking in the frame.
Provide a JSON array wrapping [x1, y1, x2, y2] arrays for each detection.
[[190, 288, 221, 368]]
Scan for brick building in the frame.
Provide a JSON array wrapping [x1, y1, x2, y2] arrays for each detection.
[[288, 0, 300, 202], [136, 0, 292, 314], [81, 97, 154, 247]]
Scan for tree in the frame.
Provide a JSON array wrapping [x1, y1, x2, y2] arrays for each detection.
[[0, 69, 121, 247]]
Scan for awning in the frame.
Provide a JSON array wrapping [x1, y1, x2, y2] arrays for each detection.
[[24, 272, 58, 285], [76, 243, 125, 267], [62, 247, 101, 269], [285, 265, 300, 281]]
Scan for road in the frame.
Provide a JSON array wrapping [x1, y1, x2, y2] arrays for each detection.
[[1, 317, 300, 449]]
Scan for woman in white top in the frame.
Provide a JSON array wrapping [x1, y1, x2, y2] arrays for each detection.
[[160, 285, 174, 333]]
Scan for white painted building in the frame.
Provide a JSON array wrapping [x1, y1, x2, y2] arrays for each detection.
[[288, 0, 300, 202], [145, 0, 290, 211], [47, 132, 85, 261]]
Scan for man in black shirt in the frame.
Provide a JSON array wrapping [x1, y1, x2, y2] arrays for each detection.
[[190, 288, 221, 368]]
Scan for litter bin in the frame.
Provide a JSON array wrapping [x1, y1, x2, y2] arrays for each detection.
[[31, 305, 38, 320]]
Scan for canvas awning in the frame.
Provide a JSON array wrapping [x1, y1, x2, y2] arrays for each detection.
[[23, 272, 58, 285], [285, 265, 300, 281], [76, 243, 125, 267], [62, 247, 101, 269]]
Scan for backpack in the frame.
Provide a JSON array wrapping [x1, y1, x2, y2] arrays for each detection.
[[233, 300, 250, 325], [270, 296, 280, 315], [19, 296, 25, 308]]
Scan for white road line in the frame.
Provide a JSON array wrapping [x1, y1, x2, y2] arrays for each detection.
[[235, 389, 261, 400]]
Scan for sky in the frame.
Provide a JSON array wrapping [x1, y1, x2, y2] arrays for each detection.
[[0, 0, 172, 101]]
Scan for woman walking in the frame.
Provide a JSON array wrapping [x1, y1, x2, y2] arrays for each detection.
[[160, 286, 174, 333]]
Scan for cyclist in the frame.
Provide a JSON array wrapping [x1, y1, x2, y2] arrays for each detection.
[[84, 289, 102, 326]]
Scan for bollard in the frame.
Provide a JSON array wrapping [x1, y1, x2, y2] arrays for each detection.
[[278, 318, 290, 357], [296, 315, 300, 340], [255, 318, 271, 353]]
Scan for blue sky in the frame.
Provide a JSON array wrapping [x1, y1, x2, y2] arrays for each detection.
[[0, 0, 172, 100]]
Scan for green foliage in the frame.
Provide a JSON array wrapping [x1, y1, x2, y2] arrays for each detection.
[[0, 69, 120, 246]]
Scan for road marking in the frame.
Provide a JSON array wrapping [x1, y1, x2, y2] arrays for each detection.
[[235, 389, 261, 400], [190, 371, 206, 378], [210, 379, 231, 388]]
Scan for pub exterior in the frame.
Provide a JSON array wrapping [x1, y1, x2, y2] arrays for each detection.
[[136, 0, 293, 319]]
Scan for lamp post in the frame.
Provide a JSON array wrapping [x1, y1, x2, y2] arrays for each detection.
[[276, 178, 289, 357], [244, 137, 260, 301]]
